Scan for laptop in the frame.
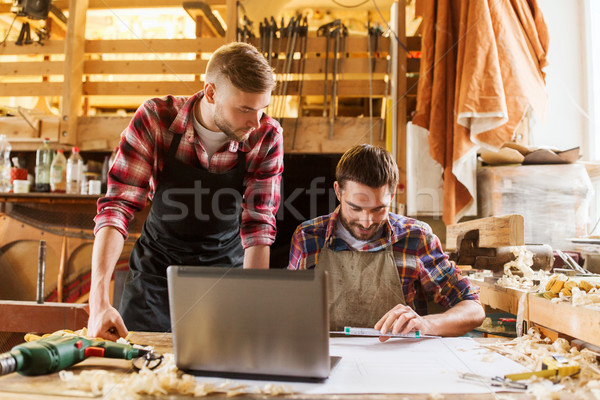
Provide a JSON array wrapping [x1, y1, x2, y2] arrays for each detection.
[[167, 266, 330, 381]]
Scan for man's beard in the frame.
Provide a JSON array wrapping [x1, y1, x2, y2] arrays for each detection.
[[339, 210, 385, 241], [213, 108, 250, 143]]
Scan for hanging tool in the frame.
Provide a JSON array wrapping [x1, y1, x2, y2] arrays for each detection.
[[259, 21, 266, 57], [317, 20, 339, 119], [291, 15, 309, 150], [273, 16, 293, 120], [0, 334, 156, 376], [15, 21, 32, 46], [277, 15, 300, 122], [329, 25, 340, 140], [273, 16, 284, 114]]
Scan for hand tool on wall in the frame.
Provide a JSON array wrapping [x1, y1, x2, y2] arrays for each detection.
[[291, 16, 309, 150], [317, 20, 340, 119], [0, 334, 155, 376], [277, 15, 300, 121]]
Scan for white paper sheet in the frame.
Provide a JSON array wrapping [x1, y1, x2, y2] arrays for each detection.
[[194, 336, 529, 394]]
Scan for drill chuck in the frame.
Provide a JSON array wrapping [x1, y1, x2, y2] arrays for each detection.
[[0, 353, 16, 375]]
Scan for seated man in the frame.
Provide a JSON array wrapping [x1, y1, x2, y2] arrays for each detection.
[[288, 144, 484, 338]]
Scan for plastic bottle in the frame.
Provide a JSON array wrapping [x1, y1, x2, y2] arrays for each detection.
[[0, 135, 11, 193], [35, 138, 53, 192], [50, 149, 67, 193], [66, 147, 84, 194]]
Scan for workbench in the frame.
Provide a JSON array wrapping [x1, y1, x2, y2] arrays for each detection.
[[0, 333, 535, 400], [476, 278, 600, 347]]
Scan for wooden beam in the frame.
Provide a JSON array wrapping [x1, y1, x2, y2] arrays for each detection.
[[2, 58, 391, 77], [395, 0, 408, 208], [0, 61, 63, 75], [60, 0, 88, 145], [51, 0, 226, 9], [281, 117, 386, 154], [85, 37, 226, 53], [80, 80, 388, 97], [445, 214, 525, 251], [0, 40, 65, 55], [0, 301, 88, 334], [0, 37, 391, 56], [224, 0, 236, 43]]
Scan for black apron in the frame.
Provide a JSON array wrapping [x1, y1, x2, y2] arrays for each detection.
[[119, 132, 245, 332]]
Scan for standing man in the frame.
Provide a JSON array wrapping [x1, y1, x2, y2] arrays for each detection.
[[88, 42, 283, 340], [289, 145, 484, 337]]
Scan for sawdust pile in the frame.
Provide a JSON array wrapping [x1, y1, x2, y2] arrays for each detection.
[[481, 327, 600, 400], [59, 353, 293, 399]]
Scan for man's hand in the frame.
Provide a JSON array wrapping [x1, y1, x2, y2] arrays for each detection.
[[374, 304, 433, 342], [87, 305, 128, 341]]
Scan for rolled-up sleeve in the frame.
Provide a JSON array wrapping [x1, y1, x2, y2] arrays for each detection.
[[94, 101, 158, 239], [417, 228, 480, 308]]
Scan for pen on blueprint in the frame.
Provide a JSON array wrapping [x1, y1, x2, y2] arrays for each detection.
[[330, 326, 441, 338]]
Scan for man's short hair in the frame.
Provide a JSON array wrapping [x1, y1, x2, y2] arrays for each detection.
[[206, 42, 275, 93], [336, 144, 399, 192]]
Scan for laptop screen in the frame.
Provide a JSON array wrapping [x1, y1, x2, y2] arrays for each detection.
[[167, 266, 329, 380]]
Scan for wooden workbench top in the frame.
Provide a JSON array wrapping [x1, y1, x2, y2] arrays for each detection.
[[0, 333, 535, 400]]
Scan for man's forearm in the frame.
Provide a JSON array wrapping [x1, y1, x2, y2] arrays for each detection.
[[90, 226, 125, 311], [243, 245, 270, 269], [423, 300, 485, 337]]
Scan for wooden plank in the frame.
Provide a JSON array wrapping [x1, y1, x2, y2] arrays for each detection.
[[0, 61, 63, 76], [0, 37, 391, 57], [225, 0, 236, 42], [77, 116, 130, 150], [281, 117, 386, 154], [52, 0, 225, 9], [250, 36, 391, 55], [78, 57, 390, 75], [85, 37, 226, 54], [0, 116, 60, 140], [476, 280, 523, 315], [0, 301, 88, 333], [60, 0, 88, 146], [528, 295, 600, 347], [0, 41, 65, 55], [81, 80, 388, 97], [407, 36, 421, 51], [396, 0, 408, 209], [445, 214, 525, 251], [0, 82, 62, 96]]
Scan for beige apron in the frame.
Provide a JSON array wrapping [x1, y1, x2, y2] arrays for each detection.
[[316, 244, 406, 331]]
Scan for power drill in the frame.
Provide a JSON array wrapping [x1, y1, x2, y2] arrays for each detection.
[[0, 335, 150, 376]]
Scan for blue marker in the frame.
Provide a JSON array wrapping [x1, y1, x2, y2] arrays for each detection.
[[330, 326, 440, 339]]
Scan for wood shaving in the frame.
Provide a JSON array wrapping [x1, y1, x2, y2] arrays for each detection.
[[496, 247, 545, 290], [480, 327, 600, 399], [58, 352, 294, 399]]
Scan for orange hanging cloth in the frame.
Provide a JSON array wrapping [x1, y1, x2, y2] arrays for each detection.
[[412, 0, 549, 226]]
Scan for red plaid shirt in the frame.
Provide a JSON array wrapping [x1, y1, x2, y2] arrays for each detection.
[[94, 92, 283, 248]]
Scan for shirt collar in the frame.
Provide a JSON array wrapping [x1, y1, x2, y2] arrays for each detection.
[[168, 91, 245, 153], [325, 206, 394, 251]]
